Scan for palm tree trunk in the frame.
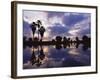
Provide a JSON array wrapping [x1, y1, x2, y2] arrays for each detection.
[[38, 28, 39, 41]]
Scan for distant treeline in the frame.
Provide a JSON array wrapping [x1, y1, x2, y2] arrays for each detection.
[[23, 35, 91, 49]]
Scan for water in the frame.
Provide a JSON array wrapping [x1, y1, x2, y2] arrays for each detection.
[[23, 43, 91, 69]]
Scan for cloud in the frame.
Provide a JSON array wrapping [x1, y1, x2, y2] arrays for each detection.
[[23, 20, 33, 38], [48, 12, 64, 18], [48, 16, 65, 26], [23, 10, 49, 29], [48, 23, 69, 38], [23, 10, 91, 39], [63, 13, 90, 26], [67, 14, 91, 37], [23, 10, 52, 40]]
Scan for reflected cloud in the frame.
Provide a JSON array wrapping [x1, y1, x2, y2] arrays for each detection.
[[23, 43, 91, 69], [68, 49, 80, 55]]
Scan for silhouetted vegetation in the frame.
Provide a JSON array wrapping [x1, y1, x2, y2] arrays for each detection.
[[23, 35, 91, 51], [30, 20, 46, 41], [39, 26, 45, 41], [30, 22, 36, 38]]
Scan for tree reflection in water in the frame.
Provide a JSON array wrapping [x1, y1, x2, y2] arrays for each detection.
[[23, 42, 91, 69], [29, 45, 45, 67]]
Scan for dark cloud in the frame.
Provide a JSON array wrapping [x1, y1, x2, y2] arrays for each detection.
[[23, 20, 32, 38], [48, 23, 69, 37], [63, 13, 89, 26], [23, 20, 30, 29], [47, 11, 64, 18], [79, 28, 90, 35], [47, 12, 90, 37]]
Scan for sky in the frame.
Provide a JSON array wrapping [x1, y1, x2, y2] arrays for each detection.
[[23, 10, 91, 41]]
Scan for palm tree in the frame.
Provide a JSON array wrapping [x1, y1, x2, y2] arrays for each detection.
[[30, 22, 36, 40], [76, 37, 79, 43], [39, 26, 46, 41], [36, 20, 42, 40]]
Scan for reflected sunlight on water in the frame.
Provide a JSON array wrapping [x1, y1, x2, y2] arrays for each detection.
[[68, 49, 80, 55]]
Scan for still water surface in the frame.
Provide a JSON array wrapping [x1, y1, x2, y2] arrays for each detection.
[[23, 44, 91, 69]]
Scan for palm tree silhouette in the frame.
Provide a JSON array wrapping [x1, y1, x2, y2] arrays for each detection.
[[30, 22, 36, 40], [36, 20, 42, 40], [39, 26, 46, 41]]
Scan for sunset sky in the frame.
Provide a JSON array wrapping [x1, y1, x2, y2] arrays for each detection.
[[23, 10, 91, 41]]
